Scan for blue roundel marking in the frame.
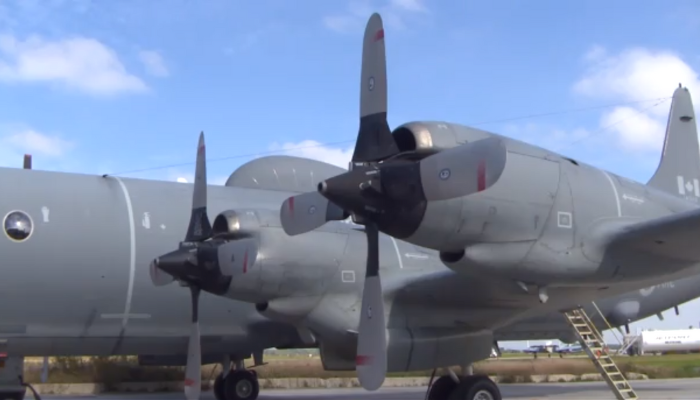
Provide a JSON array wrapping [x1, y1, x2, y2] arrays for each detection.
[[439, 168, 451, 180], [308, 205, 317, 215], [368, 76, 375, 91]]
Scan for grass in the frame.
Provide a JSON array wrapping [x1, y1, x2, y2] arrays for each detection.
[[19, 353, 700, 386]]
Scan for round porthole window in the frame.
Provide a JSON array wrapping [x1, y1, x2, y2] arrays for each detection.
[[3, 210, 33, 242]]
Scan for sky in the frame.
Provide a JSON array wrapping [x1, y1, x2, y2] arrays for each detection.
[[1, 0, 699, 344]]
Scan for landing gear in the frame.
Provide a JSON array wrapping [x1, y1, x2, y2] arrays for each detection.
[[427, 375, 462, 399], [0, 391, 25, 400], [426, 371, 501, 400], [224, 370, 259, 400], [213, 359, 260, 400], [448, 375, 501, 400], [0, 353, 31, 400]]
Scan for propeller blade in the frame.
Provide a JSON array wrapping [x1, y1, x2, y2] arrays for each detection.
[[418, 136, 508, 201], [280, 191, 347, 236], [356, 223, 387, 391], [184, 286, 202, 400], [185, 132, 212, 242], [149, 259, 175, 286], [352, 12, 398, 164]]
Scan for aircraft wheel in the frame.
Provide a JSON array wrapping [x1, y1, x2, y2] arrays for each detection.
[[448, 375, 501, 400], [213, 372, 226, 400], [224, 370, 260, 400], [428, 375, 462, 400]]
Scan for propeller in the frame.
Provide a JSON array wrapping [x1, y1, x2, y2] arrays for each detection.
[[278, 12, 507, 391], [151, 132, 219, 400], [280, 12, 393, 391], [279, 11, 507, 238]]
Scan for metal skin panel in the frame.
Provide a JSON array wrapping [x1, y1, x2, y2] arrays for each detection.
[[0, 167, 305, 356], [403, 150, 560, 251]]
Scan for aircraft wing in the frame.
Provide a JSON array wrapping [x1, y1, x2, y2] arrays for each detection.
[[608, 207, 700, 262]]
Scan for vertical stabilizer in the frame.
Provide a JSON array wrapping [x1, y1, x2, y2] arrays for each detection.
[[647, 85, 700, 200]]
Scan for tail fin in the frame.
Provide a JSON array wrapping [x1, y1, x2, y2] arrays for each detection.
[[647, 85, 699, 200]]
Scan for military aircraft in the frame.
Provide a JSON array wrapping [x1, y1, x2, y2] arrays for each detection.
[[1, 14, 698, 400], [2, 127, 699, 400]]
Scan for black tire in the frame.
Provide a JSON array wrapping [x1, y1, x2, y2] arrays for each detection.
[[224, 370, 260, 400], [428, 375, 461, 400], [0, 391, 25, 400], [449, 375, 501, 400], [213, 373, 226, 400]]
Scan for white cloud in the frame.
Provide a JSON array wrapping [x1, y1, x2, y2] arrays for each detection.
[[269, 140, 353, 169], [1, 128, 73, 157], [573, 46, 700, 152], [389, 0, 425, 12], [323, 0, 427, 33], [162, 169, 228, 186], [138, 50, 169, 77], [599, 106, 666, 152], [0, 33, 147, 96]]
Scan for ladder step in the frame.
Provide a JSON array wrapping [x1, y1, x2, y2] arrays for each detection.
[[563, 308, 638, 400]]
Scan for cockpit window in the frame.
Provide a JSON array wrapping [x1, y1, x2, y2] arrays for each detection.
[[4, 211, 33, 241]]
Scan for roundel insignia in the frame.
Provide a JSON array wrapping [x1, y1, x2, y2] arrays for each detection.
[[439, 168, 451, 180], [368, 76, 375, 91], [308, 205, 317, 215], [3, 210, 34, 242]]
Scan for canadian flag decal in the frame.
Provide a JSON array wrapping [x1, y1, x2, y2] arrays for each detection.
[[677, 176, 700, 197]]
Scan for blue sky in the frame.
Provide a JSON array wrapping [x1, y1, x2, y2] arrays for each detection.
[[1, 0, 699, 341]]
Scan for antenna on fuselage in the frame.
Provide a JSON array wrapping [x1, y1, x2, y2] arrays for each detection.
[[23, 154, 32, 170]]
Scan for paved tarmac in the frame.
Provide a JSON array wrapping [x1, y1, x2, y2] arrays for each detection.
[[27, 377, 700, 399]]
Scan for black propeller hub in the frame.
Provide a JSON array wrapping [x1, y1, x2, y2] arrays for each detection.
[[154, 241, 232, 296], [318, 161, 427, 239]]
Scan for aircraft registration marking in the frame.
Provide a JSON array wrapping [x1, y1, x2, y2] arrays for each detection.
[[639, 282, 675, 297]]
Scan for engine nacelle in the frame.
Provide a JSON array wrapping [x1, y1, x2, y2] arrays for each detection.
[[391, 121, 472, 155], [211, 209, 261, 239]]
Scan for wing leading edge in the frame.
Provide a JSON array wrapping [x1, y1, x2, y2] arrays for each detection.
[[609, 207, 700, 263]]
